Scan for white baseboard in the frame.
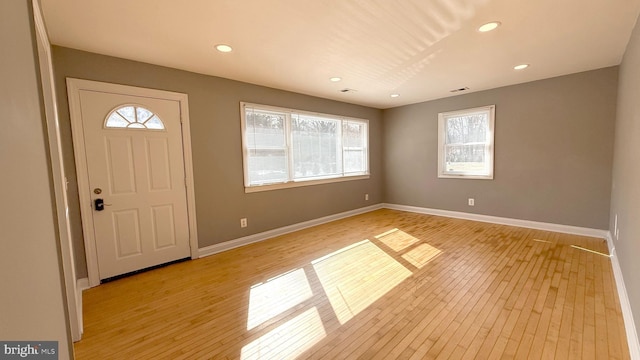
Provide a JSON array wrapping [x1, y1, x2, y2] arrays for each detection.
[[198, 204, 385, 258], [199, 203, 609, 258], [605, 233, 640, 359], [383, 203, 609, 239], [76, 278, 89, 338], [77, 277, 90, 291]]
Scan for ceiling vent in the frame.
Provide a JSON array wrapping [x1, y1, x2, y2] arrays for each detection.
[[450, 87, 470, 93]]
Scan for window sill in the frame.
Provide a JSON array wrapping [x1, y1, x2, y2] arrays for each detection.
[[245, 174, 370, 193], [438, 174, 493, 180]]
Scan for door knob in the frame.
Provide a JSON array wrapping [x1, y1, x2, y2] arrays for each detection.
[[94, 198, 112, 211], [95, 198, 105, 211]]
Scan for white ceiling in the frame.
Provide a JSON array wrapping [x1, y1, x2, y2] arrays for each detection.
[[41, 0, 640, 109]]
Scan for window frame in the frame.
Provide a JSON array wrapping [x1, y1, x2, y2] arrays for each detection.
[[240, 102, 370, 193], [104, 104, 167, 131], [437, 105, 495, 180]]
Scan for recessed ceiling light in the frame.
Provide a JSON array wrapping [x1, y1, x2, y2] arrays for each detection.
[[390, 94, 400, 98], [450, 87, 470, 93], [330, 77, 342, 82], [215, 44, 233, 53], [478, 21, 501, 32], [514, 64, 529, 70]]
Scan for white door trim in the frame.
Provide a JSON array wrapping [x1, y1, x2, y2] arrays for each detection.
[[32, 0, 82, 342], [67, 78, 199, 287]]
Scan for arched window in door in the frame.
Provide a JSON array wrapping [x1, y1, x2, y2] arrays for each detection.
[[105, 105, 165, 130]]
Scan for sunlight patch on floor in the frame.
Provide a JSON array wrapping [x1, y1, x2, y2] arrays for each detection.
[[241, 307, 326, 360], [312, 239, 412, 324], [402, 243, 442, 268], [533, 238, 553, 244], [570, 245, 611, 257], [375, 228, 420, 252], [247, 268, 312, 330]]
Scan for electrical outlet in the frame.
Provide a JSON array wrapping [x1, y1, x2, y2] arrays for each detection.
[[468, 198, 475, 206], [365, 194, 369, 201], [240, 218, 247, 228]]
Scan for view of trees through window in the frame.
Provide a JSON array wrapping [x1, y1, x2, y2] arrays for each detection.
[[444, 113, 488, 173], [438, 105, 495, 179], [243, 104, 368, 187], [292, 114, 339, 179]]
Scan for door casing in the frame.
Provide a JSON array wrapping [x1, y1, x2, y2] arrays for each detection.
[[67, 78, 199, 287], [33, 0, 81, 342]]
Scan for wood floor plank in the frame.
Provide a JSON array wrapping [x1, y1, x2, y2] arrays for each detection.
[[384, 235, 502, 358], [73, 209, 630, 360]]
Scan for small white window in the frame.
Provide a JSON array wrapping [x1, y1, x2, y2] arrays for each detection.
[[105, 105, 165, 130], [241, 102, 369, 192], [437, 105, 495, 179]]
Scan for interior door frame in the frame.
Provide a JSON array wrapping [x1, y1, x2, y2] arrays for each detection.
[[33, 0, 81, 342], [67, 78, 199, 287]]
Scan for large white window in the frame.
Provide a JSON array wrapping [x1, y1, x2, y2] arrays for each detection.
[[437, 105, 495, 179], [241, 102, 369, 192]]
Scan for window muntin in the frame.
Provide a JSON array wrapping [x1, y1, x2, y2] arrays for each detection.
[[437, 105, 495, 179], [105, 105, 165, 130], [241, 103, 369, 191]]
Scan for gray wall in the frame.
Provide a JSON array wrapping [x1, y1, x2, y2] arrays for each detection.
[[383, 67, 618, 229], [51, 47, 383, 278], [611, 14, 640, 337], [0, 1, 72, 358]]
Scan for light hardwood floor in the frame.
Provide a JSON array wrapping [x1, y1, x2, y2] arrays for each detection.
[[74, 209, 629, 359]]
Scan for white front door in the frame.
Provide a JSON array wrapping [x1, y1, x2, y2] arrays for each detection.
[[73, 84, 192, 280]]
